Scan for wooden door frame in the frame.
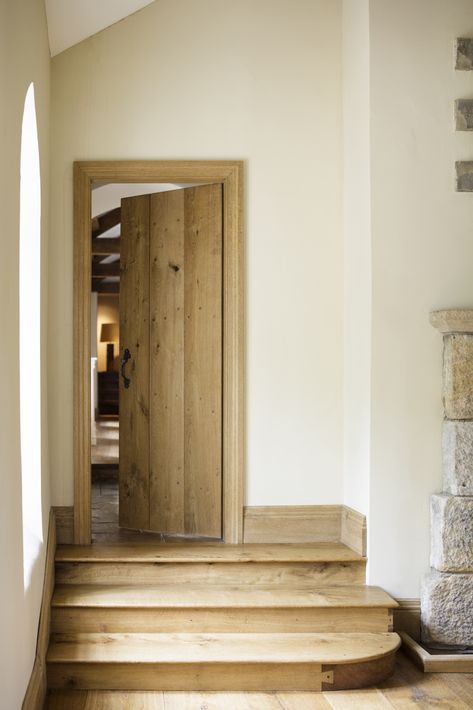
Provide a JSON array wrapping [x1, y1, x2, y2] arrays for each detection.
[[74, 160, 244, 545]]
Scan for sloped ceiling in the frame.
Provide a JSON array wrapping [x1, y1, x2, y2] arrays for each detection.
[[44, 0, 155, 56]]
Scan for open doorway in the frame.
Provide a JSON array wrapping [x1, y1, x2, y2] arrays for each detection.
[[74, 161, 243, 546]]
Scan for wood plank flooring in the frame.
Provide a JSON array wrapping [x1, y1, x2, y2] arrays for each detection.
[[45, 652, 473, 709]]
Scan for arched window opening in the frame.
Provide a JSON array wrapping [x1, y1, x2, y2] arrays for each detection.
[[20, 82, 43, 590]]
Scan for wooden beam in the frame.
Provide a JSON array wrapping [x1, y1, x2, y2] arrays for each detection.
[[92, 207, 121, 238], [92, 280, 120, 294], [92, 238, 121, 256], [92, 262, 121, 277]]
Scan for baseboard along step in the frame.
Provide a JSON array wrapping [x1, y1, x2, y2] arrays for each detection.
[[47, 631, 401, 691]]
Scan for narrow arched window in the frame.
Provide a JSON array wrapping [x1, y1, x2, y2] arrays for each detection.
[[20, 83, 43, 589]]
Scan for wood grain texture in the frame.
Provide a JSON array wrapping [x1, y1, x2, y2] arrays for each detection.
[[184, 185, 223, 538], [47, 662, 328, 692], [243, 506, 342, 543], [119, 195, 150, 530], [53, 506, 74, 544], [51, 584, 397, 609], [393, 599, 420, 642], [149, 190, 185, 533], [55, 558, 366, 587], [51, 606, 391, 635], [22, 510, 56, 710], [341, 506, 367, 556], [55, 542, 364, 563], [73, 161, 243, 544]]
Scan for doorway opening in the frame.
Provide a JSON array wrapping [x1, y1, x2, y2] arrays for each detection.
[[74, 161, 244, 545]]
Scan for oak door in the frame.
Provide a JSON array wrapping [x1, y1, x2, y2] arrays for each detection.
[[119, 185, 223, 538]]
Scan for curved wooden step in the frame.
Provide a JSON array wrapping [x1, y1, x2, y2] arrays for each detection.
[[46, 631, 401, 691]]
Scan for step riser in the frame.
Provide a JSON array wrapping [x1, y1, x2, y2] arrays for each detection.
[[51, 607, 392, 634], [47, 653, 397, 691], [55, 561, 366, 586]]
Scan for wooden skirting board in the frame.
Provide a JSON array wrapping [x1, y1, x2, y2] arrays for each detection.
[[22, 510, 57, 710], [57, 504, 367, 553], [393, 598, 421, 642], [401, 632, 473, 673], [243, 505, 366, 554]]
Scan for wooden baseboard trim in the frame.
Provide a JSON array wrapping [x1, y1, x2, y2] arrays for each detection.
[[53, 506, 74, 544], [401, 631, 473, 673], [243, 505, 342, 544], [22, 509, 57, 710], [341, 506, 367, 556], [393, 599, 421, 642], [243, 505, 366, 552]]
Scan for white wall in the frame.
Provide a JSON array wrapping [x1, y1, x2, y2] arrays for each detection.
[[0, 0, 50, 705], [368, 0, 473, 597], [49, 0, 344, 507]]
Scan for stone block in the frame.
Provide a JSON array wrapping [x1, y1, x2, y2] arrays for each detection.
[[456, 38, 473, 70], [431, 494, 473, 572], [443, 420, 473, 495], [455, 99, 473, 131], [421, 570, 473, 645], [430, 309, 473, 334], [443, 334, 473, 419], [456, 161, 473, 192]]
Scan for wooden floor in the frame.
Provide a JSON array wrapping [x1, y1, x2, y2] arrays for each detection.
[[45, 652, 473, 708]]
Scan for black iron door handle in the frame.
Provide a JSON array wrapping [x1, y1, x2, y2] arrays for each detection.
[[120, 348, 131, 389]]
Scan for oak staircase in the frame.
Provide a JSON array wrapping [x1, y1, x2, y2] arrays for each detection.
[[46, 543, 400, 692]]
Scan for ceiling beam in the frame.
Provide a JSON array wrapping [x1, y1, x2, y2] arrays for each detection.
[[92, 207, 121, 238], [92, 237, 121, 256]]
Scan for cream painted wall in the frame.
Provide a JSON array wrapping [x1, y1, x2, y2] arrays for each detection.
[[0, 0, 50, 706], [49, 0, 344, 506], [342, 0, 371, 518], [368, 0, 473, 597]]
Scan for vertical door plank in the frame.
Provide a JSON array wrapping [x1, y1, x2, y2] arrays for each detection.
[[184, 184, 223, 537], [119, 195, 150, 531], [149, 190, 185, 533]]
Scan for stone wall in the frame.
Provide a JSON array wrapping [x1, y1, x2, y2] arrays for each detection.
[[422, 310, 473, 646]]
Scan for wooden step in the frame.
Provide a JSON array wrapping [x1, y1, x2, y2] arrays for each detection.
[[51, 584, 396, 634], [55, 543, 366, 587], [46, 631, 401, 691]]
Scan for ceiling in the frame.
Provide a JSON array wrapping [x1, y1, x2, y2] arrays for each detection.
[[44, 0, 155, 56]]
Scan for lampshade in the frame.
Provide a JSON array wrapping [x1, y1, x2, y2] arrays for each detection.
[[100, 322, 119, 343]]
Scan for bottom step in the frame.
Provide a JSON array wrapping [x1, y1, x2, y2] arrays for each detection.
[[47, 632, 401, 691]]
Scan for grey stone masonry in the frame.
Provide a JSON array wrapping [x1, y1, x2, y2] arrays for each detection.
[[443, 420, 473, 495], [443, 334, 473, 419], [421, 570, 473, 645], [455, 99, 473, 131], [431, 494, 473, 572], [456, 38, 473, 70], [456, 161, 473, 192]]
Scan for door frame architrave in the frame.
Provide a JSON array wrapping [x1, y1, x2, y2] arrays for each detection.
[[73, 160, 244, 545]]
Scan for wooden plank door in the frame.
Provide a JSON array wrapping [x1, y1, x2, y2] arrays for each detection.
[[119, 185, 223, 538]]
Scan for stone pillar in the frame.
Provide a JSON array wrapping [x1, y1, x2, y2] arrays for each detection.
[[422, 310, 473, 647]]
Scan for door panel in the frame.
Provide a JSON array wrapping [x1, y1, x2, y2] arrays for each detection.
[[184, 185, 223, 537], [149, 189, 185, 533], [119, 185, 223, 537], [119, 195, 150, 530]]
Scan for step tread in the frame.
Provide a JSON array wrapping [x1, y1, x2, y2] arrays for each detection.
[[52, 583, 398, 609], [47, 632, 400, 664], [55, 543, 364, 564]]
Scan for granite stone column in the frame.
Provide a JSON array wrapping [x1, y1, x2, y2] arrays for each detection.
[[422, 310, 473, 646]]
